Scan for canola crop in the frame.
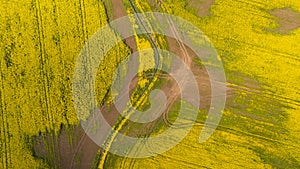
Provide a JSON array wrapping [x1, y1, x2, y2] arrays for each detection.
[[101, 0, 300, 168], [1, 0, 300, 168], [0, 0, 130, 168]]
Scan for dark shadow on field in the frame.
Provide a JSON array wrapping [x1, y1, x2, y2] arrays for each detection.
[[31, 124, 100, 169]]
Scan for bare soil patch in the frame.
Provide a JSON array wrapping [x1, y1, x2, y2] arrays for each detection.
[[187, 0, 214, 17], [270, 8, 300, 34]]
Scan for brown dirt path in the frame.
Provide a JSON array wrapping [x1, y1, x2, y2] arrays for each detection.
[[111, 0, 137, 52]]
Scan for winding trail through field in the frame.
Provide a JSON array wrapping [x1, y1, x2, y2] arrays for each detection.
[[95, 0, 227, 168]]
